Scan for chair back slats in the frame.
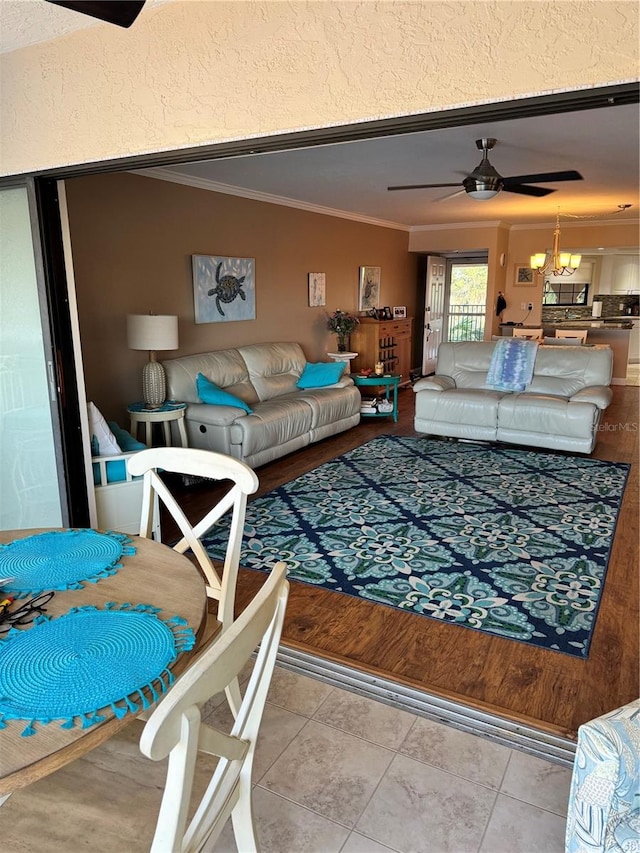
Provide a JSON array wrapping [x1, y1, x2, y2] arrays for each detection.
[[140, 563, 289, 853], [128, 448, 260, 720], [128, 447, 259, 624], [555, 329, 588, 343], [512, 327, 543, 340]]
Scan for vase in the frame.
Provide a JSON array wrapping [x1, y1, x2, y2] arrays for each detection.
[[337, 334, 349, 353]]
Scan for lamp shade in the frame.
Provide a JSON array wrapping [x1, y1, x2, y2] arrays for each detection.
[[126, 314, 178, 352]]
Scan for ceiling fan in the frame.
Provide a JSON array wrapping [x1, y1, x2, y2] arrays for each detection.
[[388, 138, 583, 200], [44, 1, 146, 29]]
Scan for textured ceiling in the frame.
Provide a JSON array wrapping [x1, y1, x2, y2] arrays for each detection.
[[0, 0, 168, 53], [3, 1, 638, 233], [143, 101, 640, 230]]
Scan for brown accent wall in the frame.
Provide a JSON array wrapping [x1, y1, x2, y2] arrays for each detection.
[[65, 173, 418, 422]]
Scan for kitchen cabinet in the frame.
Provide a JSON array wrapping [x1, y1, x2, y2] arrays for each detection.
[[609, 255, 639, 294], [351, 317, 414, 384]]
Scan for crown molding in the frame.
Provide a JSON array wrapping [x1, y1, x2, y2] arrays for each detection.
[[130, 168, 639, 235], [131, 167, 411, 232], [409, 220, 507, 233]]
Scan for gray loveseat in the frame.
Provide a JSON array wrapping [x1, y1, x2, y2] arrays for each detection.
[[163, 342, 361, 467], [413, 341, 613, 453]]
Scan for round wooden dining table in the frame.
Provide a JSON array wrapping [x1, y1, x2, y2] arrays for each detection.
[[0, 528, 208, 798]]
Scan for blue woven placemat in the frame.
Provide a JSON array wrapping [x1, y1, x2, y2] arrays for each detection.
[[0, 604, 195, 736], [0, 529, 135, 598]]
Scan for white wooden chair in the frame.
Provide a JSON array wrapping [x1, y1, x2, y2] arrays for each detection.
[[140, 562, 289, 853], [555, 328, 588, 343], [511, 327, 543, 340], [127, 447, 259, 716]]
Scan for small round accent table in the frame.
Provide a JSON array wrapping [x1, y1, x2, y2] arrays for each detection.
[[351, 374, 401, 422], [128, 400, 188, 448]]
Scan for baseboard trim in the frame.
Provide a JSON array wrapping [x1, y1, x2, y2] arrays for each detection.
[[276, 646, 576, 768]]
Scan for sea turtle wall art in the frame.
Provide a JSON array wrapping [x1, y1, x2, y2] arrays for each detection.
[[192, 255, 256, 324]]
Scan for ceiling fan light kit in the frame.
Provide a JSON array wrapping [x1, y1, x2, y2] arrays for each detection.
[[387, 137, 583, 201]]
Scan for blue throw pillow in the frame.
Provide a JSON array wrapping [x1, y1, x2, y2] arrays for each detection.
[[108, 421, 147, 453], [196, 373, 253, 413], [296, 361, 346, 389]]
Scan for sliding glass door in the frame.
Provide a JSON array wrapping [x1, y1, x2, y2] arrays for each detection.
[[445, 259, 488, 342], [0, 185, 65, 529]]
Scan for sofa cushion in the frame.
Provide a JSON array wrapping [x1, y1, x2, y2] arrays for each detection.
[[415, 388, 506, 427], [196, 373, 253, 412], [434, 342, 498, 389], [497, 393, 598, 440], [238, 342, 306, 401], [525, 346, 613, 395], [229, 396, 313, 455], [296, 361, 345, 389], [163, 349, 258, 405], [296, 385, 361, 428]]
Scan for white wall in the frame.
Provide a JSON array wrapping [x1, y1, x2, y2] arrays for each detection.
[[1, 1, 638, 176]]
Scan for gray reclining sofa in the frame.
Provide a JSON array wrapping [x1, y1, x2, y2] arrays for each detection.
[[413, 341, 613, 453], [163, 342, 361, 467]]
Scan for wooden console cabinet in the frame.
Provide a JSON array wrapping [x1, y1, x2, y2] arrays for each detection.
[[351, 317, 414, 383]]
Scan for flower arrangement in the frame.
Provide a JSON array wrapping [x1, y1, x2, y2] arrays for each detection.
[[326, 309, 359, 352], [326, 309, 359, 336]]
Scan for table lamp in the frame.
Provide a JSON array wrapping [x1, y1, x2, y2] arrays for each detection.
[[126, 314, 179, 408]]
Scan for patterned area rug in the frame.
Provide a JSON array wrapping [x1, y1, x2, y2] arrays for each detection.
[[203, 436, 629, 657]]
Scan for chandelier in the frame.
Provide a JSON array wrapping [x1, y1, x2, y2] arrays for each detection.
[[530, 213, 582, 277]]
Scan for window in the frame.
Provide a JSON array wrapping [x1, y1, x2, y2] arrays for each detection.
[[542, 280, 589, 306]]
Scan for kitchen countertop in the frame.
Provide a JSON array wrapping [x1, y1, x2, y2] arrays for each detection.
[[502, 319, 634, 330], [545, 321, 633, 330]]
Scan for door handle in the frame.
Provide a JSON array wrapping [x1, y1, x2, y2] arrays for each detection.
[[46, 360, 58, 403]]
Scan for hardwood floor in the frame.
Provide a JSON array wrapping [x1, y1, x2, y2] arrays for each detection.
[[166, 384, 639, 741]]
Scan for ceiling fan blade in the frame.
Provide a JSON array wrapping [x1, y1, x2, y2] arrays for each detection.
[[45, 1, 146, 28], [503, 185, 555, 197], [502, 170, 583, 186], [435, 188, 468, 202], [387, 183, 460, 191]]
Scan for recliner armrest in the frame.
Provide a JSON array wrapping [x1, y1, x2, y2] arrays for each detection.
[[570, 386, 613, 410], [186, 402, 249, 426], [413, 375, 456, 393]]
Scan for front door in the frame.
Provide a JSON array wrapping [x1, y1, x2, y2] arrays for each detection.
[[421, 256, 446, 375]]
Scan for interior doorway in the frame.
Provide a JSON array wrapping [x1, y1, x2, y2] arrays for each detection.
[[421, 254, 488, 375]]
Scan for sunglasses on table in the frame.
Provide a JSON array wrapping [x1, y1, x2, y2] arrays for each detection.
[[0, 591, 55, 632]]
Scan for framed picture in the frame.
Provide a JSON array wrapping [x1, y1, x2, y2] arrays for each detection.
[[393, 306, 407, 319], [514, 264, 534, 285], [358, 265, 380, 311], [383, 306, 392, 320], [192, 255, 256, 324], [308, 272, 326, 307]]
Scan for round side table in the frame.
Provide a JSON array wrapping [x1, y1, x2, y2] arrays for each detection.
[[128, 401, 188, 448]]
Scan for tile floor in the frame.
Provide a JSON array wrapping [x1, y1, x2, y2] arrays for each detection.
[[2, 665, 573, 853]]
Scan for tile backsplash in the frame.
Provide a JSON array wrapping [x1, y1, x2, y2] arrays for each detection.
[[542, 294, 639, 321]]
